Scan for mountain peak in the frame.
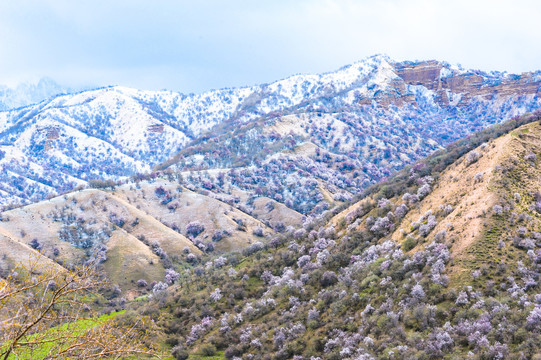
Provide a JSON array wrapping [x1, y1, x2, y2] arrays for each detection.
[[0, 77, 72, 111]]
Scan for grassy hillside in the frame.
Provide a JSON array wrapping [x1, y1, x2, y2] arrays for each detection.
[[2, 312, 121, 360], [0, 178, 292, 294], [133, 112, 541, 359]]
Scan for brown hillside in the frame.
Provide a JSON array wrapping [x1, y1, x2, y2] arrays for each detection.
[[0, 176, 285, 290], [112, 180, 275, 251], [0, 188, 201, 291], [392, 121, 541, 282]]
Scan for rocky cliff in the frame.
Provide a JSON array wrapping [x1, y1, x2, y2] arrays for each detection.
[[390, 60, 541, 106]]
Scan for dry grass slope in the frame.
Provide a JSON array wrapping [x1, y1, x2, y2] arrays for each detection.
[[392, 121, 541, 283]]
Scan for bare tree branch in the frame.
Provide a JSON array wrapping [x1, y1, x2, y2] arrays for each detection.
[[0, 255, 160, 359]]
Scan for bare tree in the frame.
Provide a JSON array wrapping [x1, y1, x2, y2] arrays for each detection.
[[0, 256, 160, 359]]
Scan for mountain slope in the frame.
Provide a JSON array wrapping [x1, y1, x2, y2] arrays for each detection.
[[390, 124, 537, 279], [0, 188, 197, 292], [141, 113, 541, 359], [0, 175, 293, 292], [0, 230, 63, 275]]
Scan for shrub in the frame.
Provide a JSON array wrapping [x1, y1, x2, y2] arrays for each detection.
[[186, 221, 205, 237], [171, 345, 189, 360], [403, 237, 417, 252], [253, 227, 264, 237], [525, 152, 537, 162], [527, 306, 541, 330], [165, 269, 180, 284], [419, 215, 437, 237], [320, 271, 338, 287], [466, 150, 481, 165], [200, 343, 217, 356], [88, 179, 117, 189], [224, 345, 242, 359], [417, 183, 431, 199], [212, 230, 224, 242], [274, 221, 286, 232], [29, 238, 42, 251]]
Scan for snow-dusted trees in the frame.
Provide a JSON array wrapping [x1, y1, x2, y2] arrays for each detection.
[[186, 221, 205, 237]]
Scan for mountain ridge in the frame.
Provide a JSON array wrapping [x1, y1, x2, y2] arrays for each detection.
[[0, 55, 540, 212]]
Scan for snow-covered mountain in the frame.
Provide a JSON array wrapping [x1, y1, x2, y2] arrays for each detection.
[[1, 55, 540, 208], [0, 77, 72, 111]]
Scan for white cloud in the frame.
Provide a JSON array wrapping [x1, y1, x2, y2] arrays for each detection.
[[0, 0, 540, 92]]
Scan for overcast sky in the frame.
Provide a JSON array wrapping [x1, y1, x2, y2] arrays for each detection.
[[1, 0, 540, 93]]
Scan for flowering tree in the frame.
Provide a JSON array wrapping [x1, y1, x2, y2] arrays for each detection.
[[210, 288, 222, 302], [165, 268, 180, 285]]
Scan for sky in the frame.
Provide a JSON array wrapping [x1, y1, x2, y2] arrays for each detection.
[[0, 0, 540, 94]]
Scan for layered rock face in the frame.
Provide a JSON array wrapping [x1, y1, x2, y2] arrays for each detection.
[[391, 60, 541, 106]]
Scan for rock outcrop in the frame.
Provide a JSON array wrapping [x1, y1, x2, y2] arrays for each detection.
[[390, 60, 541, 106]]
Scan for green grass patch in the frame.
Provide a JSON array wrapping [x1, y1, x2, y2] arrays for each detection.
[[188, 350, 225, 360], [3, 311, 123, 359]]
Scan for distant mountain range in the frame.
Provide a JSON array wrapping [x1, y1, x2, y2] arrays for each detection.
[[0, 55, 540, 209], [0, 77, 72, 111]]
